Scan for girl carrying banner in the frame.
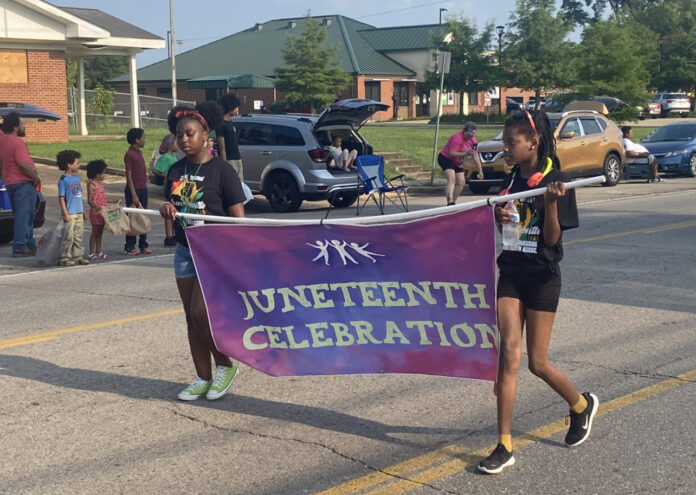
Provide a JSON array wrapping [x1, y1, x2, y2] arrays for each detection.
[[478, 110, 598, 474], [159, 102, 247, 402]]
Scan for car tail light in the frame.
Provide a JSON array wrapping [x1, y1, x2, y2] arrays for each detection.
[[667, 99, 674, 103], [308, 148, 330, 163]]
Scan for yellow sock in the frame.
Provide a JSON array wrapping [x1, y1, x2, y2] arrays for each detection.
[[571, 394, 588, 414], [499, 434, 512, 452]]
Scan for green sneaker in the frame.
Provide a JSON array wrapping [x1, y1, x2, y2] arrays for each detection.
[[177, 377, 210, 401], [206, 364, 239, 400]]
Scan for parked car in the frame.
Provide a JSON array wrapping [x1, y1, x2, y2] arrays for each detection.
[[466, 108, 625, 194], [524, 96, 546, 110], [505, 97, 523, 114], [640, 122, 696, 177], [0, 102, 57, 243], [542, 92, 582, 113], [232, 98, 388, 212], [638, 101, 661, 120], [651, 92, 690, 117]]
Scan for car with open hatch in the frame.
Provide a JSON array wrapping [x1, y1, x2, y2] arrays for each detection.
[[232, 98, 388, 212], [0, 102, 57, 244], [639, 122, 696, 177], [464, 105, 625, 194]]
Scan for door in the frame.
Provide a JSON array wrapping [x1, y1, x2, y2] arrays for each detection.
[[556, 117, 584, 174], [578, 116, 606, 173], [236, 121, 275, 191]]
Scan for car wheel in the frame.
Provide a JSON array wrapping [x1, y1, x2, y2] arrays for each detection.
[[682, 112, 690, 118], [328, 191, 359, 208], [602, 153, 621, 187], [468, 182, 490, 195], [264, 172, 302, 213], [687, 154, 696, 177]]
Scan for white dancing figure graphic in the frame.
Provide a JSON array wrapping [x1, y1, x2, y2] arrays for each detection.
[[329, 239, 358, 265], [348, 242, 385, 263], [306, 239, 331, 265]]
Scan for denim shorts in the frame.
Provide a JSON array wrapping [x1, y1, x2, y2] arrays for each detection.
[[174, 243, 196, 279]]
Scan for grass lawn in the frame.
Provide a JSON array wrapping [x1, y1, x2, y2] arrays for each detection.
[[28, 124, 657, 176]]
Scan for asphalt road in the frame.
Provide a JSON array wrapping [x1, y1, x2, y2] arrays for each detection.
[[1, 165, 695, 494]]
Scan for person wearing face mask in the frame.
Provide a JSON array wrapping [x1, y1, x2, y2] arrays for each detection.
[[0, 112, 41, 257], [438, 121, 484, 205], [160, 102, 247, 402]]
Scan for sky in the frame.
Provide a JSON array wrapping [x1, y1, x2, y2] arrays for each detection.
[[49, 0, 519, 68]]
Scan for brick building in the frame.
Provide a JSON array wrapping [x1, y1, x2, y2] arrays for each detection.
[[0, 0, 163, 142]]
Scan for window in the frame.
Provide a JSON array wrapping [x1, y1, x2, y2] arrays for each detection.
[[0, 50, 28, 83], [273, 125, 304, 146], [580, 117, 602, 136], [469, 92, 479, 105], [237, 123, 272, 145], [394, 82, 409, 106], [365, 81, 381, 102], [561, 117, 581, 136], [137, 88, 147, 95], [156, 87, 172, 96]]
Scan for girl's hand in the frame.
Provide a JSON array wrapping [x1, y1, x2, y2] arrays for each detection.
[[159, 202, 177, 220], [495, 205, 514, 224], [544, 181, 566, 202]]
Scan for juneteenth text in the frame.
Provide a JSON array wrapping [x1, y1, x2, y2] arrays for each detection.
[[237, 281, 497, 351]]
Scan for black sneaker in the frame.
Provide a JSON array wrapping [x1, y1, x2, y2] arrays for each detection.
[[477, 443, 515, 474], [565, 392, 599, 447]]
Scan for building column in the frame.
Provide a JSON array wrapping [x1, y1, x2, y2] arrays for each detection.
[[77, 57, 88, 136], [128, 52, 140, 128]]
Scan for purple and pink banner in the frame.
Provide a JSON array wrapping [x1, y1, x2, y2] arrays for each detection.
[[186, 206, 499, 381]]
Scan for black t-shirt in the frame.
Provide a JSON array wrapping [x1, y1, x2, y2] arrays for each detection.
[[497, 168, 579, 280], [215, 120, 241, 160], [165, 156, 246, 246]]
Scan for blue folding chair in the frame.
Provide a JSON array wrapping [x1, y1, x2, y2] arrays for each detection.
[[355, 154, 408, 215]]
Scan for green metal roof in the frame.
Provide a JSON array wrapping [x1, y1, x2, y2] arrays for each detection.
[[112, 15, 417, 84], [186, 74, 275, 89], [358, 24, 448, 51]]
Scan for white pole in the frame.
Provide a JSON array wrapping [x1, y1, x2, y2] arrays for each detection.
[[430, 62, 446, 184], [169, 0, 177, 106], [125, 175, 605, 227], [128, 53, 140, 128], [77, 57, 88, 136]]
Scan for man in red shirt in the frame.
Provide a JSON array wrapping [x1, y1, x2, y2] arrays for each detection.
[[0, 112, 41, 257]]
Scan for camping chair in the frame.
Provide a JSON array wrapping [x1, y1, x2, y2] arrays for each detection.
[[355, 154, 408, 215]]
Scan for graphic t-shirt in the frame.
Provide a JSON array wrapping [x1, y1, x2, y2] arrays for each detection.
[[440, 132, 478, 167], [165, 156, 246, 246], [215, 120, 241, 160], [496, 167, 578, 279], [58, 174, 84, 214]]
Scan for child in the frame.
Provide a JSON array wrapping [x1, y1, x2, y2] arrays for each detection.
[[152, 134, 179, 246], [328, 136, 358, 170], [478, 110, 598, 474], [124, 127, 151, 255], [56, 150, 88, 266], [86, 160, 118, 261]]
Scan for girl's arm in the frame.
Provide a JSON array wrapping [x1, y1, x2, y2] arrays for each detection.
[[543, 181, 565, 246], [86, 181, 98, 209], [227, 202, 245, 218], [217, 135, 227, 161]]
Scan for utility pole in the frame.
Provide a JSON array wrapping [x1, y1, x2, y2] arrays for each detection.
[[169, 0, 177, 106], [439, 8, 447, 24], [496, 25, 504, 115]]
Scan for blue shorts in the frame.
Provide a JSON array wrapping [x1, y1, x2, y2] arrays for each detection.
[[174, 243, 196, 279]]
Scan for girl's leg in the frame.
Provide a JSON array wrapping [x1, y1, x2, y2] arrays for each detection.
[[189, 278, 232, 369], [176, 277, 214, 380], [453, 172, 467, 202], [496, 297, 526, 435], [89, 223, 98, 255], [444, 169, 456, 204], [93, 225, 104, 255], [346, 150, 358, 169], [340, 149, 350, 169], [525, 309, 580, 405]]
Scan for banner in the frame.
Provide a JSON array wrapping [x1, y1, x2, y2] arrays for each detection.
[[186, 206, 499, 381]]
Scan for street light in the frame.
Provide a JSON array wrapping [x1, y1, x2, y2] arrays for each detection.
[[439, 8, 448, 24], [496, 25, 504, 115], [169, 0, 177, 106]]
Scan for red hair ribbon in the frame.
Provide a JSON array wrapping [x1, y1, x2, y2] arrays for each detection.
[[174, 110, 209, 131]]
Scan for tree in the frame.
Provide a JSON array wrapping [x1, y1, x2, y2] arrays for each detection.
[[504, 0, 576, 106], [573, 20, 651, 111], [424, 16, 497, 115], [274, 14, 350, 113], [87, 84, 115, 126], [65, 56, 129, 89]]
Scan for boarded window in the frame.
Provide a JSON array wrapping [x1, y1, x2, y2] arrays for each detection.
[[0, 50, 28, 84]]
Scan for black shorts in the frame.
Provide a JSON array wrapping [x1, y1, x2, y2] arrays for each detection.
[[438, 153, 464, 173], [497, 274, 562, 312]]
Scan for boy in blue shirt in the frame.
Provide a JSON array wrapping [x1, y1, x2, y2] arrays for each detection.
[[57, 150, 89, 266]]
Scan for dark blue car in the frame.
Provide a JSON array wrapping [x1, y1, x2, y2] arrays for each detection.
[[641, 122, 696, 177]]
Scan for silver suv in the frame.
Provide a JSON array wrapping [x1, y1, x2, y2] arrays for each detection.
[[652, 92, 690, 117], [232, 99, 388, 212]]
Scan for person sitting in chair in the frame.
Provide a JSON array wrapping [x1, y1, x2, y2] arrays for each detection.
[[328, 136, 358, 171], [622, 126, 663, 183]]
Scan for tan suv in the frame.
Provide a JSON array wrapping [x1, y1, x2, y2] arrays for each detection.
[[466, 109, 626, 194]]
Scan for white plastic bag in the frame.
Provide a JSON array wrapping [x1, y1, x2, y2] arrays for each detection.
[[36, 221, 71, 267], [241, 182, 253, 205]]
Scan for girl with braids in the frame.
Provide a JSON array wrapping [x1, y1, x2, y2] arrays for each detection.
[[478, 110, 598, 474], [159, 102, 247, 401]]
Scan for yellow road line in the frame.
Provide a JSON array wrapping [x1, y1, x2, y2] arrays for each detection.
[[0, 308, 183, 350], [566, 219, 696, 245], [320, 368, 696, 495]]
